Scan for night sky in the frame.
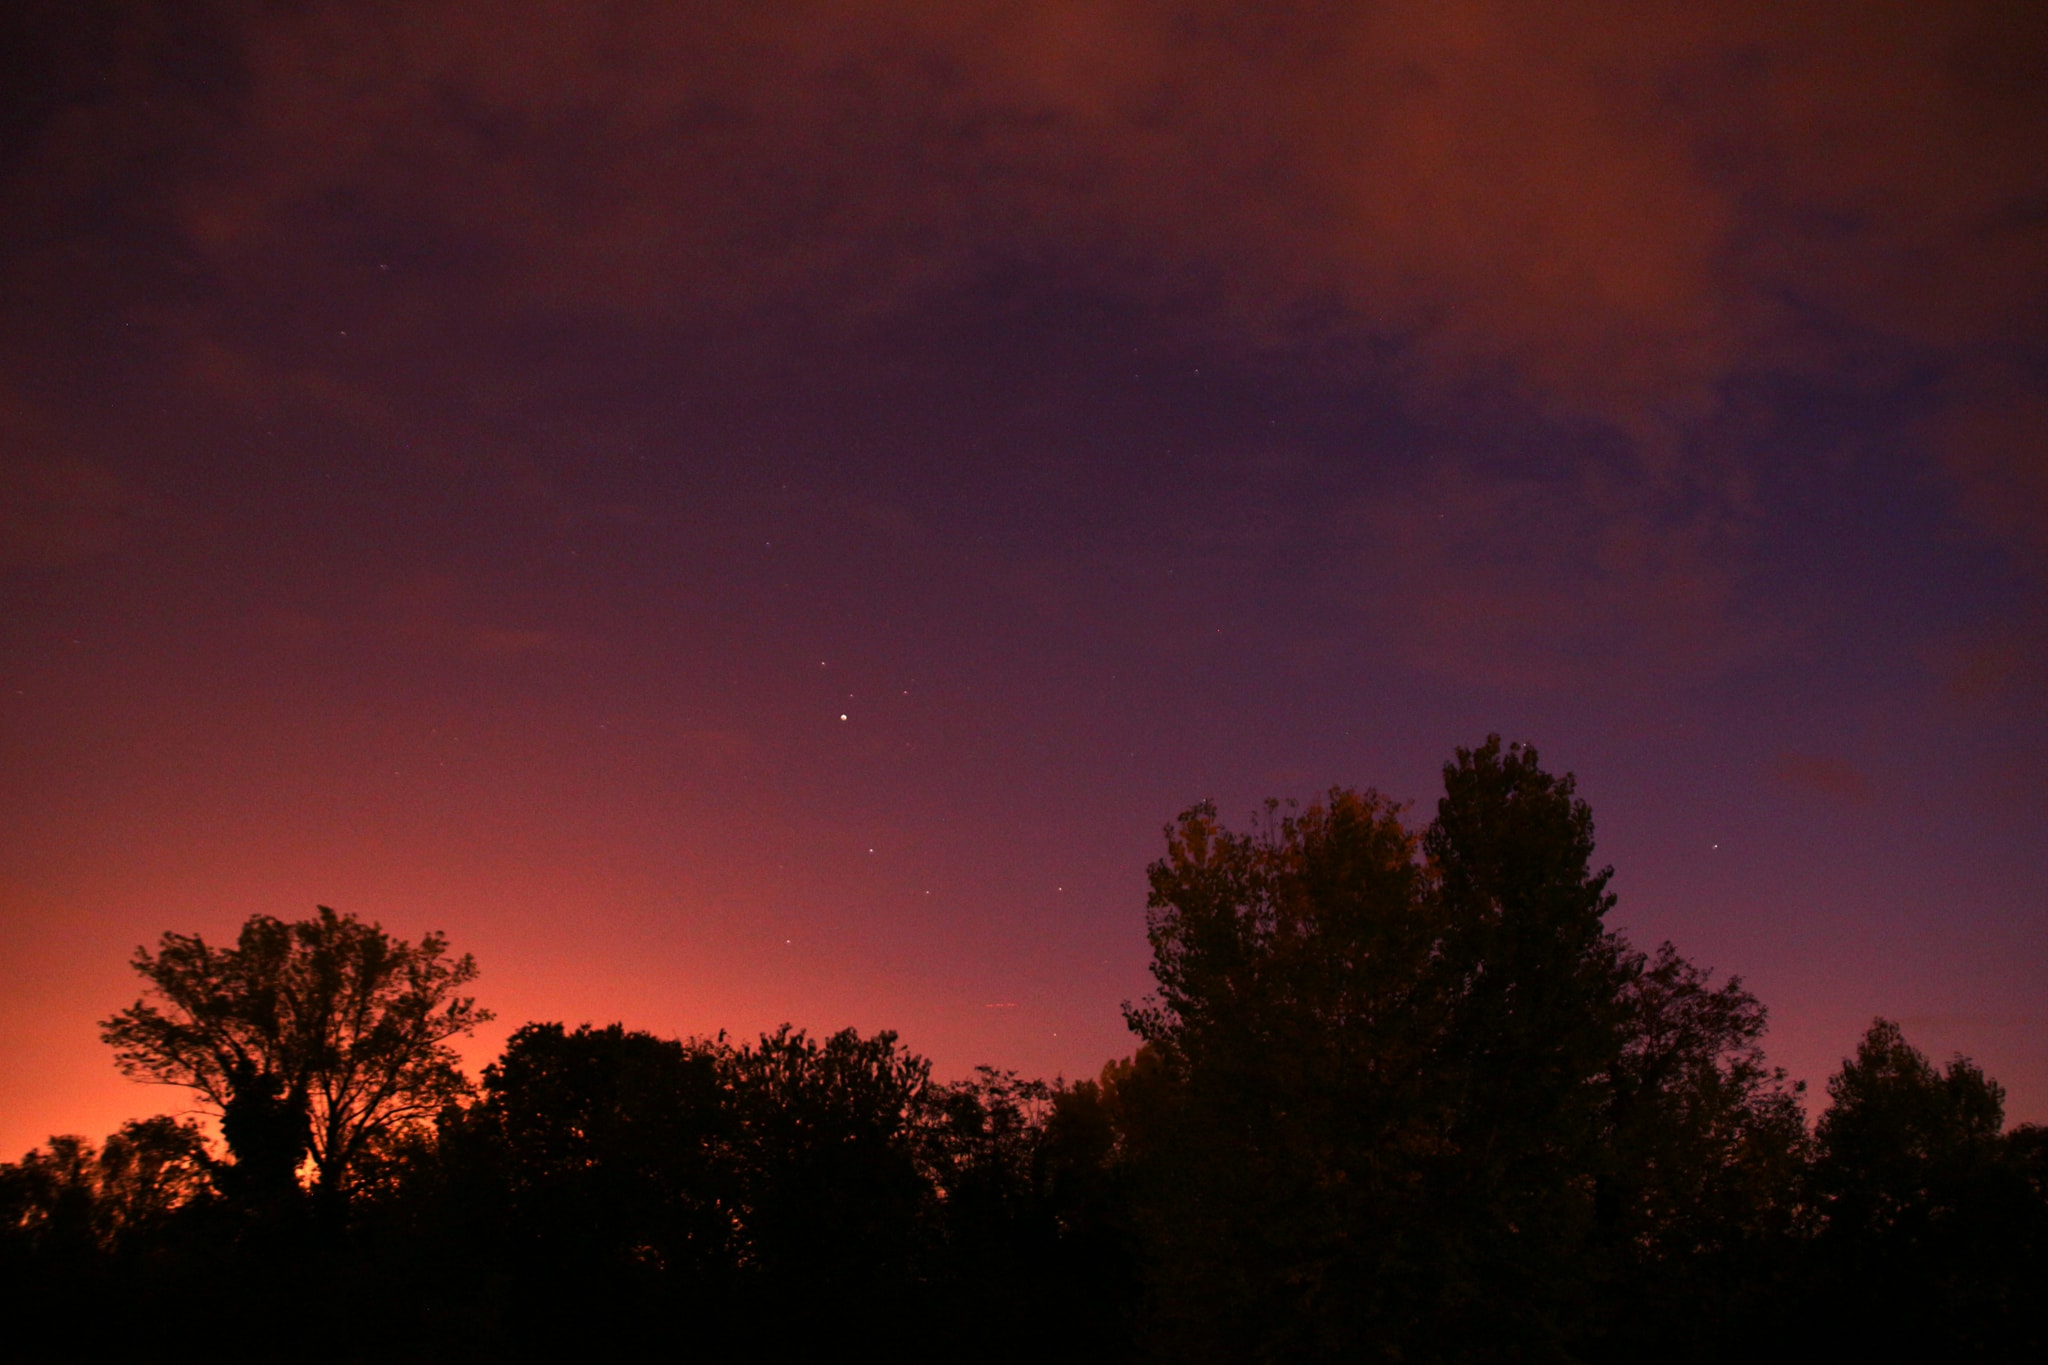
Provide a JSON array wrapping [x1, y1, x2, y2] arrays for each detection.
[[5, 1, 2046, 1158]]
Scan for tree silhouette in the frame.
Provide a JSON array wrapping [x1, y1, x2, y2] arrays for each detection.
[[0, 1118, 212, 1258], [1815, 1017, 2005, 1238], [100, 906, 489, 1211], [1804, 1018, 2047, 1358], [726, 1024, 932, 1290], [1126, 786, 1436, 1357], [1602, 944, 1809, 1254], [460, 1021, 735, 1275], [425, 1020, 960, 1355], [1119, 738, 1820, 1360], [30, 744, 2044, 1362]]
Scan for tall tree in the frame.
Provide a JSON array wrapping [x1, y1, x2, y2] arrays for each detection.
[[1803, 1018, 2047, 1358], [1120, 738, 1809, 1360], [1418, 738, 1636, 1351], [1601, 944, 1809, 1257], [1814, 1017, 2006, 1239], [100, 906, 490, 1209], [1126, 785, 1452, 1358], [1427, 736, 1627, 1151], [1588, 945, 1810, 1360]]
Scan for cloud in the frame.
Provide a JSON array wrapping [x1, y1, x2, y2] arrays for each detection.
[[0, 392, 149, 568], [255, 578, 569, 659], [120, 6, 2029, 387], [10, 1, 2047, 594], [462, 624, 563, 658], [377, 573, 568, 658], [1928, 363, 2048, 568], [0, 455, 141, 568], [672, 728, 756, 767], [1351, 460, 1771, 691], [1771, 752, 1876, 806], [1936, 628, 2044, 707]]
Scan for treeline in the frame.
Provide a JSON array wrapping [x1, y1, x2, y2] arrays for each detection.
[[3, 1022, 1108, 1362], [4, 739, 2045, 1362]]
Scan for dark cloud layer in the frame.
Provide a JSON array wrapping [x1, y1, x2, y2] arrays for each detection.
[[10, 1, 2044, 665], [18, 6, 2048, 386]]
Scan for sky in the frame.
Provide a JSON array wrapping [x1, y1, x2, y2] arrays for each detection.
[[3, 0, 2045, 1158]]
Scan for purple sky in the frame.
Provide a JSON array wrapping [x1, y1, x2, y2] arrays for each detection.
[[4, 1, 2045, 1157]]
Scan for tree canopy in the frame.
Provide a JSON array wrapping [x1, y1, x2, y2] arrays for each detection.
[[1121, 737, 1811, 1360], [99, 906, 489, 1207]]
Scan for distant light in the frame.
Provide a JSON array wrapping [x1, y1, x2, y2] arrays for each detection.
[[840, 714, 848, 721]]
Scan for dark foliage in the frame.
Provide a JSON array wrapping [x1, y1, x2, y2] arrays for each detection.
[[9, 741, 2044, 1363], [1794, 1019, 2048, 1360], [99, 906, 489, 1212]]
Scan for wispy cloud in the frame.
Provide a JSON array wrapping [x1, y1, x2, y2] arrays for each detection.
[[0, 392, 151, 568], [1771, 752, 1876, 807]]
